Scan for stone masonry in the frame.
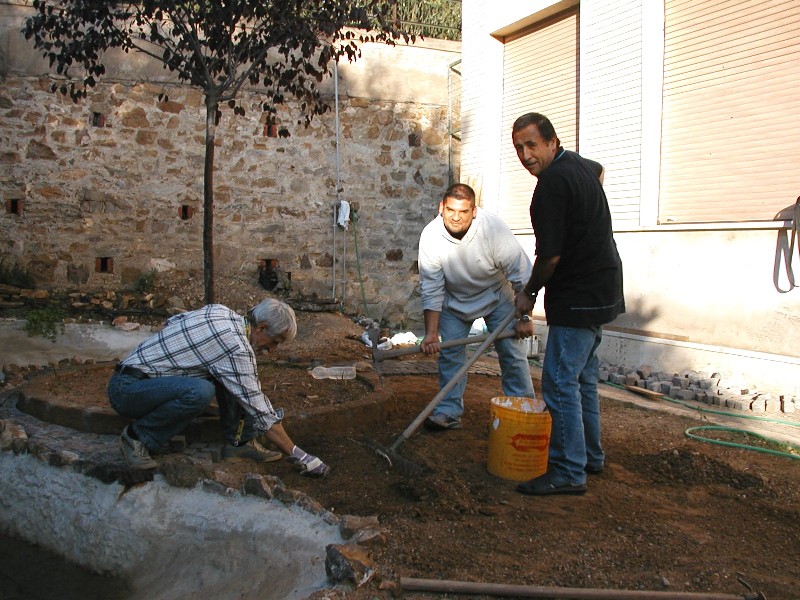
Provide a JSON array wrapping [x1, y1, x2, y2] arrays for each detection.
[[0, 11, 461, 329]]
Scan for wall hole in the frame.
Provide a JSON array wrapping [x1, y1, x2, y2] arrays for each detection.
[[5, 199, 22, 215], [179, 205, 194, 220], [258, 259, 280, 290], [92, 113, 106, 127], [95, 257, 113, 273]]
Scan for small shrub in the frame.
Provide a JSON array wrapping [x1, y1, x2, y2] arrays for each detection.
[[0, 259, 36, 288], [134, 268, 158, 293], [24, 306, 67, 342]]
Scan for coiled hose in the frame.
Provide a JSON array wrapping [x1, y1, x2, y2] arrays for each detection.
[[604, 380, 800, 460]]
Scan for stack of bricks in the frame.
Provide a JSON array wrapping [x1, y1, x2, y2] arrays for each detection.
[[600, 363, 796, 415]]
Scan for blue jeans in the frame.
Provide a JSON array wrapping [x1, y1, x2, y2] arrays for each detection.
[[541, 325, 604, 484], [108, 373, 215, 451], [435, 298, 535, 419], [213, 380, 263, 445]]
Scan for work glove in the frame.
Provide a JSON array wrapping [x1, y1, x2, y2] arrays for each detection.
[[288, 446, 330, 477]]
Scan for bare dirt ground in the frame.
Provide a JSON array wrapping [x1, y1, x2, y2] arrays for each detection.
[[10, 278, 800, 600]]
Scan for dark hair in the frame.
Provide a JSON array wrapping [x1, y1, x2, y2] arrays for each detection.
[[442, 183, 476, 205], [512, 112, 559, 143]]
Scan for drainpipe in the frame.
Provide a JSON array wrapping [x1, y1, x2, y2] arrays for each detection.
[[332, 59, 347, 310]]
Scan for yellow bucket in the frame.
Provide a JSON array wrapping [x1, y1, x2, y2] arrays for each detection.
[[487, 396, 551, 482]]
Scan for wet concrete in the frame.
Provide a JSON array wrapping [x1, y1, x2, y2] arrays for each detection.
[[0, 388, 345, 600], [0, 531, 131, 599]]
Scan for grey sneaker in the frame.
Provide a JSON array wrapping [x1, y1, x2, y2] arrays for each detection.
[[119, 425, 158, 470], [423, 413, 462, 431], [222, 439, 283, 463]]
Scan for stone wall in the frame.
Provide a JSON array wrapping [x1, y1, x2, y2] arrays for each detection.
[[0, 3, 461, 327]]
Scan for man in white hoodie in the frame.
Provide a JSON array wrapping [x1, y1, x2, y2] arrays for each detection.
[[418, 183, 536, 430]]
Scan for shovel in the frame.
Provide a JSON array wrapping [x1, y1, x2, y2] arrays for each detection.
[[366, 311, 519, 473]]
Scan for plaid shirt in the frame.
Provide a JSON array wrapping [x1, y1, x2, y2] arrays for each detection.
[[120, 304, 280, 430]]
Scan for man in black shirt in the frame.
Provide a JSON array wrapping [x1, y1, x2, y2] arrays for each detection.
[[512, 112, 625, 496]]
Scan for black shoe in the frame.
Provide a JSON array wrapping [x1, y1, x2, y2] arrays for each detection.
[[516, 471, 587, 496], [585, 464, 604, 475], [423, 413, 462, 431]]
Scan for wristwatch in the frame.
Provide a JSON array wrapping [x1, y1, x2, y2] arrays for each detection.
[[520, 314, 531, 322]]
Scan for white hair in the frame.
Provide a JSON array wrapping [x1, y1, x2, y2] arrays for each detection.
[[249, 298, 297, 342]]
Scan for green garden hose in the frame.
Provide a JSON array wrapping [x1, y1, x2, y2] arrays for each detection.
[[599, 379, 800, 460], [684, 425, 800, 460]]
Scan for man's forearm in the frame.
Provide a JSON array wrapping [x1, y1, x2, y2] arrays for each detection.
[[423, 309, 440, 338], [523, 256, 560, 296]]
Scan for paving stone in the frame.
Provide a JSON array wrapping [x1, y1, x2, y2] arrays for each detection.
[[609, 373, 626, 385], [646, 380, 661, 392], [725, 398, 749, 411]]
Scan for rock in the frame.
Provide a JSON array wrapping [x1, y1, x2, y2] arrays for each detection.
[[2, 422, 29, 453], [0, 284, 22, 295], [158, 458, 213, 488], [167, 296, 186, 310], [349, 527, 388, 548], [242, 473, 275, 499], [201, 479, 236, 496], [325, 543, 376, 587], [340, 515, 381, 538], [50, 450, 80, 466]]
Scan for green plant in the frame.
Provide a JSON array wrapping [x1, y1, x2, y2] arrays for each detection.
[[134, 268, 158, 293], [0, 258, 36, 288], [397, 0, 461, 41], [24, 306, 67, 342]]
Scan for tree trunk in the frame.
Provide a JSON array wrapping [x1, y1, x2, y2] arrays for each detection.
[[203, 99, 217, 305]]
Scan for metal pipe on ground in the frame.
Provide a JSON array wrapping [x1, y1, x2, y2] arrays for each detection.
[[399, 577, 766, 600]]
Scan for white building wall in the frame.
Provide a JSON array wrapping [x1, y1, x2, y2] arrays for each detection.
[[461, 0, 800, 395]]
